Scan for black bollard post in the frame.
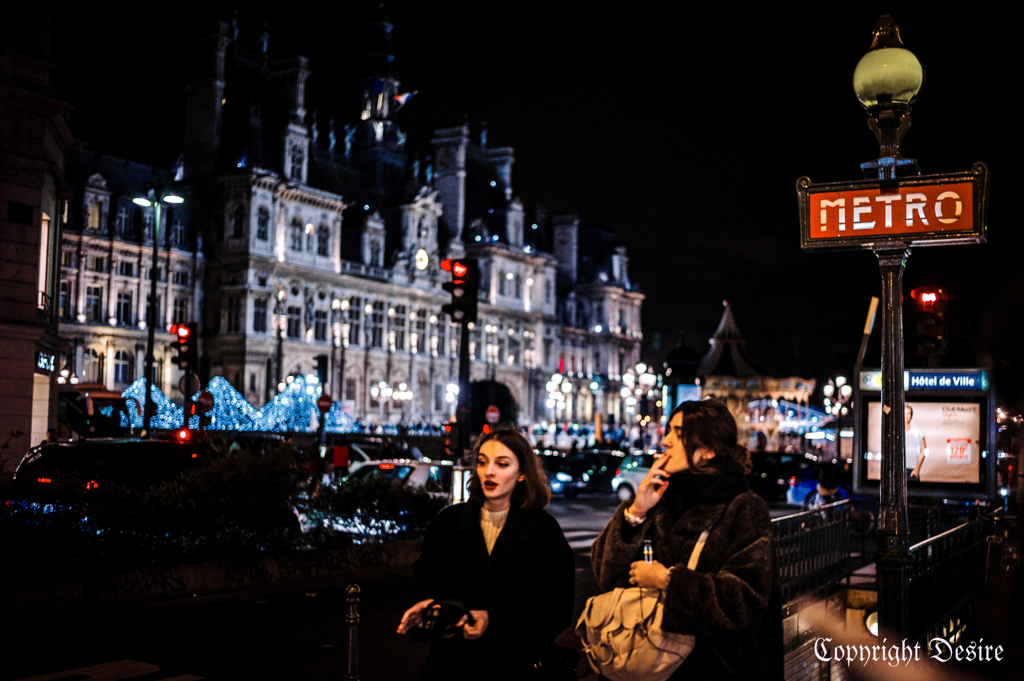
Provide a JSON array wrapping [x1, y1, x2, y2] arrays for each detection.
[[346, 584, 360, 681]]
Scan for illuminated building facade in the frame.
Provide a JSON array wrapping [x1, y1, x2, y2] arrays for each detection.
[[170, 15, 643, 426], [56, 152, 204, 399]]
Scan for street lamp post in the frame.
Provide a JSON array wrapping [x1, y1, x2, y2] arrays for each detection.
[[134, 185, 183, 437], [798, 15, 989, 637], [369, 381, 393, 428], [851, 16, 924, 638]]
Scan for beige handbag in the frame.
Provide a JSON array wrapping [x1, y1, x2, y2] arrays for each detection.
[[576, 530, 709, 681]]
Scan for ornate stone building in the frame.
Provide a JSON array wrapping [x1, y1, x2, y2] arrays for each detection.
[[164, 14, 644, 427], [56, 152, 203, 398]]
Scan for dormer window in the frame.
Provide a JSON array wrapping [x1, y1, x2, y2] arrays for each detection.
[[290, 146, 304, 182], [317, 224, 330, 256], [257, 206, 270, 241], [86, 203, 101, 231], [115, 206, 131, 237], [171, 218, 187, 248]]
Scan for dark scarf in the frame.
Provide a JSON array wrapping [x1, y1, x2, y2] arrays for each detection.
[[665, 457, 748, 521]]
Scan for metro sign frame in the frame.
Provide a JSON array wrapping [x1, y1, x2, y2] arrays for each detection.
[[797, 162, 989, 251]]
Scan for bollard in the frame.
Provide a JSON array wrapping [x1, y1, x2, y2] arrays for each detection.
[[346, 584, 360, 681]]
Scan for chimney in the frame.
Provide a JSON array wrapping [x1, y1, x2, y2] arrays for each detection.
[[431, 125, 469, 243], [553, 214, 579, 285]]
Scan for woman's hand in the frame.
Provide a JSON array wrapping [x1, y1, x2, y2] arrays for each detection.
[[461, 610, 489, 639], [630, 455, 672, 517], [629, 560, 670, 590], [396, 599, 435, 634]]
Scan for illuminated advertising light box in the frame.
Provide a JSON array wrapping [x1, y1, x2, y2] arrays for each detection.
[[852, 369, 995, 500]]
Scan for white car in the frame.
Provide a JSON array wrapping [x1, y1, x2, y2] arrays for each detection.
[[297, 459, 473, 538], [611, 453, 657, 503], [346, 458, 469, 497]]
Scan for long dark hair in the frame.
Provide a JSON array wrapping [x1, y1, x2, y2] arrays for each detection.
[[467, 427, 551, 509], [672, 399, 752, 474]]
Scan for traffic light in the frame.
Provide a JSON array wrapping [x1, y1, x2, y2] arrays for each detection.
[[440, 258, 478, 324], [443, 421, 461, 459], [911, 287, 947, 357], [170, 322, 198, 371]]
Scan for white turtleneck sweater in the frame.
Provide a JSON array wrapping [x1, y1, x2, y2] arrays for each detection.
[[480, 507, 509, 554]]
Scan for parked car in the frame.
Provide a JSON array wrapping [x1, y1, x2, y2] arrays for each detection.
[[536, 447, 628, 496], [536, 449, 587, 497], [342, 459, 471, 499], [299, 459, 470, 537], [12, 438, 212, 497], [785, 460, 876, 536], [611, 452, 657, 503], [747, 451, 803, 503]]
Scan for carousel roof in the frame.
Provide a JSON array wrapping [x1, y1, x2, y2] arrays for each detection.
[[697, 301, 773, 379]]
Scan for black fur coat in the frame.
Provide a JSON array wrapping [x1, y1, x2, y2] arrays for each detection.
[[591, 489, 784, 681]]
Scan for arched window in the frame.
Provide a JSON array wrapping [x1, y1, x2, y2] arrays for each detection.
[[257, 206, 270, 241], [83, 348, 102, 383], [290, 218, 303, 251], [499, 271, 506, 296], [514, 274, 522, 298], [114, 350, 133, 385]]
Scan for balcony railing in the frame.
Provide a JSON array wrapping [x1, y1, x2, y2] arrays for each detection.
[[340, 260, 392, 282]]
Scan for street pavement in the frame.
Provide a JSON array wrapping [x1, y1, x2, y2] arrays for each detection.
[[5, 494, 798, 680]]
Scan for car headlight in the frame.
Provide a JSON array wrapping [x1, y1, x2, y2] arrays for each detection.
[[556, 472, 572, 483]]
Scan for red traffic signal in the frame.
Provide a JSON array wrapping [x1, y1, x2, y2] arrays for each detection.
[[910, 287, 947, 357], [441, 258, 478, 323], [910, 287, 944, 309], [171, 322, 198, 371], [441, 259, 471, 281]]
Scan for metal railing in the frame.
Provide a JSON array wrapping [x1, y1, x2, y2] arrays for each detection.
[[907, 519, 989, 644], [340, 260, 393, 282], [772, 500, 851, 605]]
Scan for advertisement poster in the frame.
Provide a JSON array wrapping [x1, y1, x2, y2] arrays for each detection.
[[865, 401, 981, 484]]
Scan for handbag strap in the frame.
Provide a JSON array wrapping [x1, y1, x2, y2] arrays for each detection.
[[686, 530, 710, 570], [683, 495, 736, 572]]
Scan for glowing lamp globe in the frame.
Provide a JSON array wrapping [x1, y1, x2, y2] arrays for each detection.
[[853, 16, 922, 112]]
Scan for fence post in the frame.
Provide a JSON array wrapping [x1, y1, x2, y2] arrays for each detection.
[[346, 584, 360, 681]]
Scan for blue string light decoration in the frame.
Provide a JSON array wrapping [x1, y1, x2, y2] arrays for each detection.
[[199, 376, 261, 431], [255, 375, 323, 433], [120, 374, 356, 434], [121, 378, 184, 429], [324, 402, 356, 433]]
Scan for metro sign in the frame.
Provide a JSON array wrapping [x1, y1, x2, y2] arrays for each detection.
[[797, 163, 988, 251]]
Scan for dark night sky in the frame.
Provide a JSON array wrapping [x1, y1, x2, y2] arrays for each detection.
[[40, 4, 1022, 400]]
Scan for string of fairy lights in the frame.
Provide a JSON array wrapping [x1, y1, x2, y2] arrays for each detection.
[[120, 375, 356, 433]]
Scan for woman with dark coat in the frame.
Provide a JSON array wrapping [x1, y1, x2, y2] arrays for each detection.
[[591, 399, 784, 681], [398, 427, 575, 681]]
